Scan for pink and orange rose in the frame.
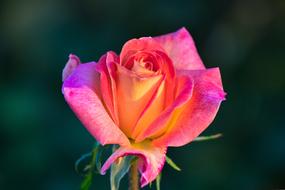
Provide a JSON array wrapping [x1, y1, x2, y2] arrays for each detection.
[[62, 27, 226, 187]]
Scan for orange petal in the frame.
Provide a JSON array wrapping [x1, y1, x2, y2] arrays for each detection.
[[131, 76, 166, 140], [116, 64, 164, 138]]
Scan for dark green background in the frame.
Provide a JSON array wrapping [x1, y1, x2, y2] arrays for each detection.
[[1, 0, 285, 189]]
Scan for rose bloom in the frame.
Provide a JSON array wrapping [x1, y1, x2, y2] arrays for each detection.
[[62, 28, 226, 187]]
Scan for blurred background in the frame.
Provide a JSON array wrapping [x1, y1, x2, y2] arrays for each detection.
[[0, 0, 285, 189]]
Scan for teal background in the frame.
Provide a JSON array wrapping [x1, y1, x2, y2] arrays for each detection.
[[1, 0, 285, 189]]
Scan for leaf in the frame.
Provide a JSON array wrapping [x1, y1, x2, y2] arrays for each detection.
[[156, 173, 162, 190], [110, 156, 134, 190], [165, 156, 181, 171], [193, 133, 222, 142]]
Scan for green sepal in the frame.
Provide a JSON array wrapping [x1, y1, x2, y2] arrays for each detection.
[[166, 156, 181, 171], [110, 155, 134, 190], [156, 173, 162, 190], [75, 152, 92, 175], [95, 144, 105, 173], [194, 133, 222, 142]]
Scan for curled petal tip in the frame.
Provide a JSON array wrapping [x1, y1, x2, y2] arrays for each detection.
[[62, 54, 81, 81]]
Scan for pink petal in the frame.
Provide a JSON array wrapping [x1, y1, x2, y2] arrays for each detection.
[[154, 27, 205, 70], [62, 60, 130, 146], [62, 54, 81, 81], [153, 68, 226, 147], [100, 143, 166, 187], [135, 75, 194, 142]]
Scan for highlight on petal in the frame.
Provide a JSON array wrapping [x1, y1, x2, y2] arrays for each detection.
[[62, 54, 81, 81], [62, 61, 130, 146], [152, 68, 226, 147], [100, 141, 166, 187], [154, 27, 205, 70]]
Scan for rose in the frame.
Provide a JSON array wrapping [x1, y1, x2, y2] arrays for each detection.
[[62, 27, 225, 187]]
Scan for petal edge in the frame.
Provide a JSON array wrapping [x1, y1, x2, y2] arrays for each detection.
[[154, 27, 205, 70]]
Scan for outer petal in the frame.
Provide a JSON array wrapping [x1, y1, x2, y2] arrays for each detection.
[[101, 142, 166, 187], [154, 27, 205, 70], [62, 60, 130, 146], [153, 68, 226, 147]]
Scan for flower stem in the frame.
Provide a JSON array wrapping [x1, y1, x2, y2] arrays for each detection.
[[128, 160, 139, 190]]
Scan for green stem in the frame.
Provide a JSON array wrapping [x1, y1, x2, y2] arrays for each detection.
[[128, 160, 139, 190]]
